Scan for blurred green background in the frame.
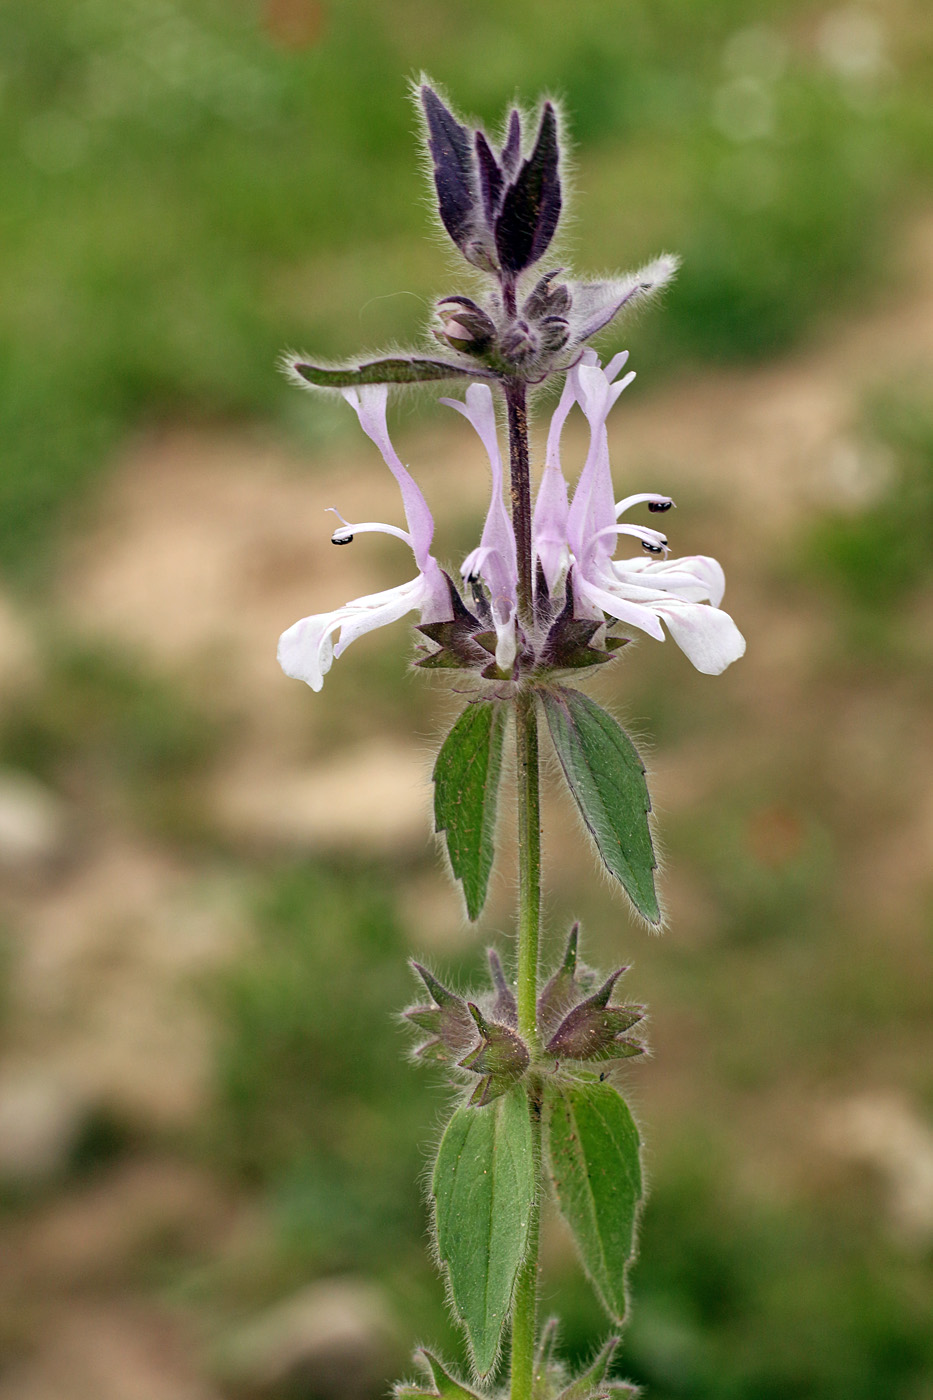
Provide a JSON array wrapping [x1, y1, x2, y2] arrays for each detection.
[[0, 1, 932, 1398]]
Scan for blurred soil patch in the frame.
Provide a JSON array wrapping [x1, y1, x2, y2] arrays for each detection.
[[0, 214, 931, 1397]]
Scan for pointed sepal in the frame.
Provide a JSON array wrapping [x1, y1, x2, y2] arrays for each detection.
[[540, 574, 615, 670], [537, 923, 596, 1040], [420, 85, 478, 252], [529, 1326, 640, 1400], [500, 108, 522, 178], [487, 948, 518, 1026], [394, 1349, 486, 1400], [475, 131, 504, 225], [495, 102, 562, 274], [405, 962, 476, 1063], [534, 1317, 561, 1390], [555, 1337, 620, 1400], [416, 575, 488, 669]]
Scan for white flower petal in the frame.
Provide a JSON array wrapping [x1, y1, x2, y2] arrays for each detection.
[[611, 554, 726, 606], [278, 613, 340, 693], [278, 575, 428, 692], [574, 573, 666, 641], [654, 599, 746, 674]]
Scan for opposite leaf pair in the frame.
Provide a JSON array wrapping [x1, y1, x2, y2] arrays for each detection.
[[433, 1077, 642, 1379], [434, 688, 658, 926]]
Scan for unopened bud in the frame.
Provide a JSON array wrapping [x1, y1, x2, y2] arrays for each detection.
[[459, 1003, 530, 1105], [539, 315, 570, 352], [500, 322, 538, 364], [435, 298, 497, 355], [524, 269, 571, 320]]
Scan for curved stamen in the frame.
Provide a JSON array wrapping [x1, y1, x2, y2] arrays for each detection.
[[326, 507, 413, 549], [585, 522, 670, 562], [615, 492, 675, 518]]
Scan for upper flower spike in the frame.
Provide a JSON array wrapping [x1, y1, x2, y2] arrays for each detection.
[[287, 85, 679, 393]]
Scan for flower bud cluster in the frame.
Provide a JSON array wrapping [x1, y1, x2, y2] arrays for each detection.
[[432, 268, 572, 383], [416, 84, 678, 387], [405, 928, 646, 1106]]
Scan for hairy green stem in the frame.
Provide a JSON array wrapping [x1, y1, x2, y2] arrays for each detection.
[[508, 361, 542, 1400], [511, 693, 542, 1400], [510, 1072, 542, 1400], [515, 689, 542, 1045], [504, 379, 533, 628]]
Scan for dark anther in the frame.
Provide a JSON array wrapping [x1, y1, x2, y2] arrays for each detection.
[[332, 534, 354, 545], [642, 539, 666, 555], [648, 500, 673, 513]]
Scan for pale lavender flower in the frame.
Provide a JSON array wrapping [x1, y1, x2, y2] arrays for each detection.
[[277, 384, 450, 692], [539, 351, 747, 675]]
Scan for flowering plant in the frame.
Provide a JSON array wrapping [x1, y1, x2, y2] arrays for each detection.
[[278, 82, 744, 1400]]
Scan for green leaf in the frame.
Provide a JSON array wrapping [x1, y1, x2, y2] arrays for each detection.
[[432, 1086, 535, 1377], [292, 357, 487, 388], [538, 686, 659, 924], [545, 1079, 643, 1323], [434, 701, 507, 921]]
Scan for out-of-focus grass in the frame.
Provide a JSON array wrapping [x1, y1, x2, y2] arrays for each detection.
[[211, 862, 434, 1268], [206, 859, 466, 1349], [0, 639, 221, 836], [623, 1140, 933, 1400], [806, 393, 933, 614], [672, 799, 834, 947], [2, 0, 931, 576]]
